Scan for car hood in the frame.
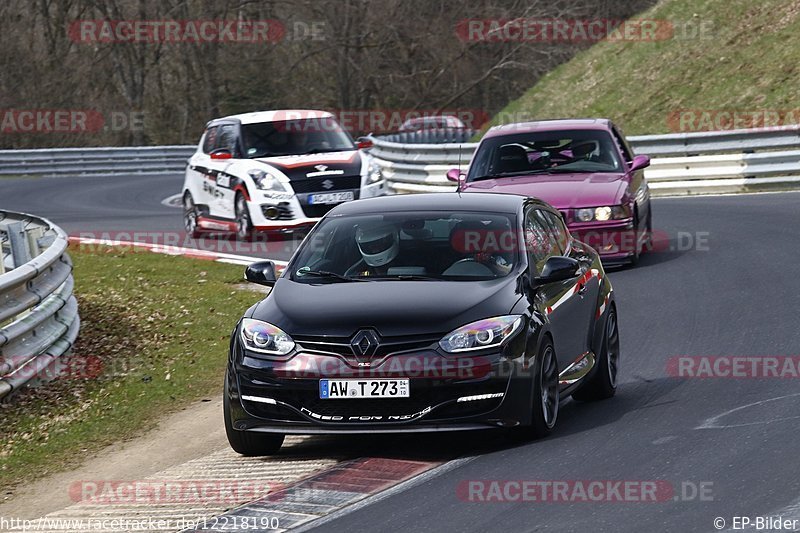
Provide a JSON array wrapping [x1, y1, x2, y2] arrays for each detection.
[[463, 172, 627, 209], [254, 150, 363, 181], [250, 276, 522, 337]]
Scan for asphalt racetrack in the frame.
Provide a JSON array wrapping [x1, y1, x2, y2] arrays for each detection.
[[3, 174, 800, 532]]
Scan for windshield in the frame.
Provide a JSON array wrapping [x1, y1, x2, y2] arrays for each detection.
[[467, 129, 624, 182], [241, 117, 355, 158], [289, 211, 520, 282]]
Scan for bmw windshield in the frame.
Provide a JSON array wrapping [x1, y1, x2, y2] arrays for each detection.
[[467, 129, 624, 182], [289, 211, 520, 282], [241, 117, 355, 158]]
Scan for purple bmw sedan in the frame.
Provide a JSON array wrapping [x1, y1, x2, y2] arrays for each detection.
[[449, 119, 652, 266]]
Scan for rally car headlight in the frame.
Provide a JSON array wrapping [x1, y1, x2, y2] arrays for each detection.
[[248, 169, 287, 192], [240, 318, 295, 355], [367, 163, 383, 184], [576, 206, 631, 222], [439, 315, 523, 353]]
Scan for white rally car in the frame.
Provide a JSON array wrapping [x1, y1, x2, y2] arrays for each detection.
[[182, 109, 386, 239]]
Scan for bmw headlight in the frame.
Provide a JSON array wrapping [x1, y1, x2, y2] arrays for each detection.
[[439, 315, 523, 353], [367, 163, 383, 184], [575, 205, 631, 222], [240, 318, 295, 355], [248, 169, 287, 192], [576, 208, 595, 222]]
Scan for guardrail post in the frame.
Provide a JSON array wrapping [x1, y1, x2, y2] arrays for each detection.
[[26, 227, 44, 258], [7, 222, 30, 268]]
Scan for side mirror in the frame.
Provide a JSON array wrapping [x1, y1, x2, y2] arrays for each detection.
[[245, 261, 278, 287], [629, 154, 650, 172], [210, 149, 233, 160], [533, 256, 580, 286], [446, 168, 465, 183], [356, 137, 374, 150]]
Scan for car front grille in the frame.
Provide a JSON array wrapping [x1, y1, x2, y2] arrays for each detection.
[[293, 333, 442, 362], [290, 175, 362, 194]]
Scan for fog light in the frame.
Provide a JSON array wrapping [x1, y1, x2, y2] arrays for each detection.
[[263, 206, 280, 220]]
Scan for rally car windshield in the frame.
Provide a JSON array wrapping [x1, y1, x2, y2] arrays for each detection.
[[467, 129, 624, 182], [289, 211, 520, 283], [241, 118, 355, 158]]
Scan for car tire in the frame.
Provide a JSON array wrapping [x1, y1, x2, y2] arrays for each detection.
[[643, 207, 654, 252], [629, 210, 641, 266], [572, 306, 619, 402], [235, 193, 252, 241], [183, 193, 202, 239], [513, 337, 559, 440], [224, 370, 285, 456]]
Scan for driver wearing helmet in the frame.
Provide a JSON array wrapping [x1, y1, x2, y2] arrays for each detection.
[[347, 223, 400, 277]]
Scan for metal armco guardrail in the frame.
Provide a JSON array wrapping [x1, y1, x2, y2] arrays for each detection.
[[0, 211, 79, 399], [3, 125, 800, 195], [0, 146, 194, 178], [368, 125, 800, 196]]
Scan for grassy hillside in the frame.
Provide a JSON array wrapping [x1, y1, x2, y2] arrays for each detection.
[[492, 0, 800, 135]]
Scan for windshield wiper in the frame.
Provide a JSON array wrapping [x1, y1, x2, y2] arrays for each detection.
[[295, 268, 367, 282], [472, 169, 556, 181], [369, 275, 440, 281], [304, 148, 352, 154]]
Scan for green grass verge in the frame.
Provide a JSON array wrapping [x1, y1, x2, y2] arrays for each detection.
[[489, 0, 800, 135], [0, 246, 261, 489]]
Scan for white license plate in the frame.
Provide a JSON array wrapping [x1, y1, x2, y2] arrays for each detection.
[[319, 379, 410, 399], [309, 191, 354, 205]]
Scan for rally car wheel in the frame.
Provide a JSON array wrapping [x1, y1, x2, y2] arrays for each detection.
[[183, 193, 202, 238], [572, 306, 619, 402], [224, 369, 285, 456], [235, 194, 252, 241]]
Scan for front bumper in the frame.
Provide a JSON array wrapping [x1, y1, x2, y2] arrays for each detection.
[[226, 331, 534, 434], [568, 218, 640, 263], [249, 180, 386, 232]]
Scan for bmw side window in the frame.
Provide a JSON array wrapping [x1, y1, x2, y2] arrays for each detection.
[[216, 125, 239, 155], [612, 127, 633, 162], [202, 126, 218, 153]]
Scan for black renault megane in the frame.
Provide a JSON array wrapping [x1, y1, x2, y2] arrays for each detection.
[[224, 192, 618, 455]]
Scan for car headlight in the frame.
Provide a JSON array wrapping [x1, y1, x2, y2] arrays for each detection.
[[248, 169, 287, 192], [240, 318, 295, 355], [367, 163, 383, 184], [439, 315, 523, 353], [575, 206, 631, 222]]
